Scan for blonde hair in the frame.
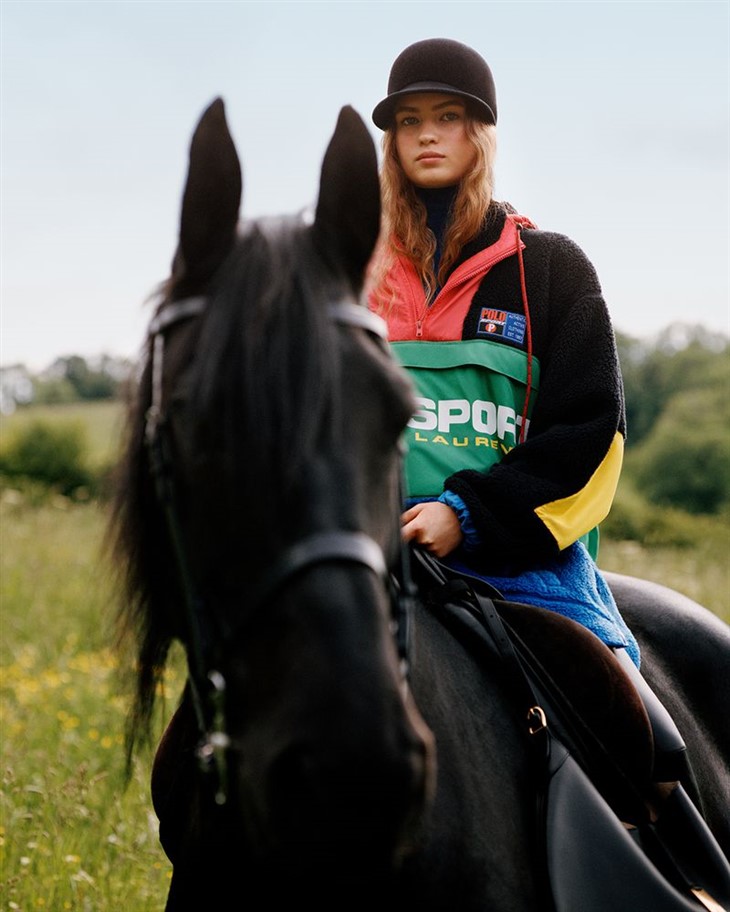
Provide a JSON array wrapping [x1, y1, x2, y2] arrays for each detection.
[[369, 119, 497, 310]]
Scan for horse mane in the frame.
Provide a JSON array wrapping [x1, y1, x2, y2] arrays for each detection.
[[109, 214, 354, 760], [188, 217, 345, 494]]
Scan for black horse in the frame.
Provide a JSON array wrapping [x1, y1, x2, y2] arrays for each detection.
[[110, 99, 730, 911]]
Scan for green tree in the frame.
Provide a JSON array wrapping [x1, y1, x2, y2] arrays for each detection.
[[617, 325, 729, 447], [627, 385, 730, 514], [63, 355, 119, 400]]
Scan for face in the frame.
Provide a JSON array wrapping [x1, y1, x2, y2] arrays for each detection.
[[393, 93, 476, 189]]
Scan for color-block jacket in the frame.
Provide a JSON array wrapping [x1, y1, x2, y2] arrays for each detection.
[[369, 201, 626, 574]]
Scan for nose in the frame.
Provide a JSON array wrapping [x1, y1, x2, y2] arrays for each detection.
[[418, 120, 438, 144]]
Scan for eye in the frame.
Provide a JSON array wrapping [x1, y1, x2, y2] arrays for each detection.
[[441, 110, 462, 122], [397, 115, 419, 128]]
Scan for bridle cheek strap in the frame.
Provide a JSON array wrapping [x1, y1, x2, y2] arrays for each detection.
[[142, 294, 412, 805]]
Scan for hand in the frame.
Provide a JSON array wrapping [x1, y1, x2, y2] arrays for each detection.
[[401, 501, 463, 558]]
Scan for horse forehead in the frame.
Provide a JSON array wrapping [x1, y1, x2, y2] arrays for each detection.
[[238, 213, 307, 253], [250, 212, 306, 234]]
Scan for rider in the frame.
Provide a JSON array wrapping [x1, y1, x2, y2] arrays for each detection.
[[367, 38, 640, 668]]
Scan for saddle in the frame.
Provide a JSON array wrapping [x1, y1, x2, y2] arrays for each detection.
[[410, 547, 730, 912]]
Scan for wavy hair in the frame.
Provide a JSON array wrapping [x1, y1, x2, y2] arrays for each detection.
[[369, 119, 497, 311]]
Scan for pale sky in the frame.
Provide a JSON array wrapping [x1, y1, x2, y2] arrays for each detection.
[[2, 0, 728, 371]]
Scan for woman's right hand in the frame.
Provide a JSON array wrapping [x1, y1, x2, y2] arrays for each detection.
[[401, 501, 463, 558]]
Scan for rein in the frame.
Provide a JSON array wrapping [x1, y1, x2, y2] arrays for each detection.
[[143, 295, 414, 805]]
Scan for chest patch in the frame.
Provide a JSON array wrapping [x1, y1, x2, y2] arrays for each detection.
[[477, 308, 526, 345]]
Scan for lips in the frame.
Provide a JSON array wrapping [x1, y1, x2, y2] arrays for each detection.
[[416, 152, 445, 162]]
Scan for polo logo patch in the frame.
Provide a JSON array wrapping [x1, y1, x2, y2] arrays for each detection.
[[477, 308, 526, 345]]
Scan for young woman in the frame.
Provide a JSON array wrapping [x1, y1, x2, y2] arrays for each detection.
[[368, 38, 639, 665]]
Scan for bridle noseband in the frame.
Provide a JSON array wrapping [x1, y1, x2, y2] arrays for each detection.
[[144, 296, 416, 805]]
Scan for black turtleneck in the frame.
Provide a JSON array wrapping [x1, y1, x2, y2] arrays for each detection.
[[415, 184, 458, 292]]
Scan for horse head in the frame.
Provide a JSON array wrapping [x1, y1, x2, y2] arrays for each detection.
[[112, 98, 435, 901]]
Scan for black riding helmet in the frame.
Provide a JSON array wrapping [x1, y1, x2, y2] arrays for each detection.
[[372, 38, 497, 130]]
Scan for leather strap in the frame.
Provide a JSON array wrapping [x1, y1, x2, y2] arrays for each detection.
[[411, 547, 730, 910]]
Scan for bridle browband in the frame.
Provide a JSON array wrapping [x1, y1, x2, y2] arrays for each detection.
[[144, 295, 416, 805]]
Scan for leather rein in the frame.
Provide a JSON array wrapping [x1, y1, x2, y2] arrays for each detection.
[[143, 295, 416, 805]]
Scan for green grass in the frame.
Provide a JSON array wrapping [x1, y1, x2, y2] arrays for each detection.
[[0, 494, 180, 910], [598, 538, 730, 625], [598, 480, 730, 624], [1, 428, 727, 907]]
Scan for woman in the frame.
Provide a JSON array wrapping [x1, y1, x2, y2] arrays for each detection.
[[368, 38, 639, 666]]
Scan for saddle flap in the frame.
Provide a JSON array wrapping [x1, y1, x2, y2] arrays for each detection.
[[413, 542, 656, 821], [546, 748, 717, 912], [497, 599, 655, 818]]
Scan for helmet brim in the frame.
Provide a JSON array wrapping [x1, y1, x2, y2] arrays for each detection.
[[371, 81, 496, 130]]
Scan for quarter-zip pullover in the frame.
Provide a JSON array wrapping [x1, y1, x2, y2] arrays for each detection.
[[370, 201, 626, 573]]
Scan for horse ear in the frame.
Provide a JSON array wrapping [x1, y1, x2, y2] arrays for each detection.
[[312, 106, 381, 291], [176, 97, 242, 284]]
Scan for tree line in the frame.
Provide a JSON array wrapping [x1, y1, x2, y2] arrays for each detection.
[[0, 354, 132, 412], [1, 324, 728, 516], [616, 324, 729, 516]]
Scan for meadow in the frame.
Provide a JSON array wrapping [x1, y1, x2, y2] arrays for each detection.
[[0, 494, 180, 910], [1, 401, 728, 909]]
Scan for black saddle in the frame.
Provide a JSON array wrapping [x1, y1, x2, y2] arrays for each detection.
[[409, 547, 730, 912]]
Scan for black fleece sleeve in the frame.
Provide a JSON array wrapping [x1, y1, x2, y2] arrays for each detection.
[[444, 230, 626, 569]]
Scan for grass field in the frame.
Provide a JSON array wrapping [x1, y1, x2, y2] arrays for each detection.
[[0, 495, 179, 910], [598, 536, 730, 625], [1, 402, 728, 908]]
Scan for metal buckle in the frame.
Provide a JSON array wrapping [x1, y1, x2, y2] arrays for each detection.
[[527, 705, 547, 735]]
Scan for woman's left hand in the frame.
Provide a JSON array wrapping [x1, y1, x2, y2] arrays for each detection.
[[401, 501, 463, 558]]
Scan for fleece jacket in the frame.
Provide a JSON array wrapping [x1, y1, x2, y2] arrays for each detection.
[[370, 201, 626, 575]]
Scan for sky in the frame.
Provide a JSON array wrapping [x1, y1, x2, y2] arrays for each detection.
[[1, 0, 728, 371]]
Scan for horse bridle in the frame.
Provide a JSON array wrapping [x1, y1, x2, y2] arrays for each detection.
[[144, 295, 417, 805]]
